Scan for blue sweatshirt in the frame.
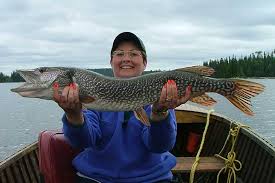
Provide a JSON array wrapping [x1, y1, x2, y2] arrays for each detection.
[[62, 105, 177, 183]]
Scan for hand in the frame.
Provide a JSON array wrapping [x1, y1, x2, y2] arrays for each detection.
[[152, 80, 192, 116], [52, 82, 84, 125]]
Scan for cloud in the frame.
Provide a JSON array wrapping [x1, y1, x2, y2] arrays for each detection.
[[1, 0, 275, 75]]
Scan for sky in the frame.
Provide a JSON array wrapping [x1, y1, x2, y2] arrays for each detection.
[[1, 0, 275, 75]]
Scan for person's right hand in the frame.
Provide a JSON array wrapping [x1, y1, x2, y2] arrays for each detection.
[[53, 82, 84, 125]]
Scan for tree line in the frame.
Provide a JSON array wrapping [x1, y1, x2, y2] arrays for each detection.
[[0, 71, 25, 83], [1, 50, 274, 82], [203, 50, 275, 78]]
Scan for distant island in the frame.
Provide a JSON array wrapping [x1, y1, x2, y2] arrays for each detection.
[[1, 50, 275, 82]]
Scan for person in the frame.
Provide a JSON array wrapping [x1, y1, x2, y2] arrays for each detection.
[[53, 32, 191, 183]]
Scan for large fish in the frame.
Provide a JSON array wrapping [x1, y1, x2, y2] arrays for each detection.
[[11, 66, 264, 126]]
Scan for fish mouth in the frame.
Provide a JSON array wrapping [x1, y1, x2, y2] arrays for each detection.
[[10, 82, 51, 93], [17, 69, 37, 84], [10, 69, 56, 93]]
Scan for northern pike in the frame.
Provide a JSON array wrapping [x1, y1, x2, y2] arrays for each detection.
[[11, 66, 265, 126]]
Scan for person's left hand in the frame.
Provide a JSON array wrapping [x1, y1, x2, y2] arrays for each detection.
[[152, 80, 192, 114]]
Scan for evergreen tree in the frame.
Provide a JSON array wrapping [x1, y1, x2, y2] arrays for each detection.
[[10, 71, 24, 82]]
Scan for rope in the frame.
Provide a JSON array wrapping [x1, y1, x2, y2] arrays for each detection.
[[215, 124, 249, 183], [189, 109, 214, 183]]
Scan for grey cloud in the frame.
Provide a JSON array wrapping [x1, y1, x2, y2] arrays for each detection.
[[1, 0, 275, 75]]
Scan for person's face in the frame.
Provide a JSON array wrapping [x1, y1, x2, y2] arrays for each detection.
[[110, 42, 147, 78]]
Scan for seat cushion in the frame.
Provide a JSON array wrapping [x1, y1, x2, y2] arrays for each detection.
[[38, 130, 81, 183]]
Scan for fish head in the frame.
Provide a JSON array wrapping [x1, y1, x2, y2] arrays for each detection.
[[10, 67, 73, 100]]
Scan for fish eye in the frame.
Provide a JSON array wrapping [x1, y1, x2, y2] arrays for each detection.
[[38, 68, 47, 73]]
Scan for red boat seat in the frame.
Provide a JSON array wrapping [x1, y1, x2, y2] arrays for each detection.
[[38, 130, 81, 183]]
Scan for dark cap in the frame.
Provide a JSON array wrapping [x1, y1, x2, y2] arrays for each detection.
[[111, 32, 146, 58]]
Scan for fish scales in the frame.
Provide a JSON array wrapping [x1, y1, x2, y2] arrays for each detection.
[[73, 69, 225, 111]]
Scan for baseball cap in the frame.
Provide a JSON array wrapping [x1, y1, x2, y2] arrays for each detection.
[[111, 32, 146, 58]]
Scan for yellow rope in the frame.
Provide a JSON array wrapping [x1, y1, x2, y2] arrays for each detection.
[[189, 109, 214, 183], [215, 124, 249, 183]]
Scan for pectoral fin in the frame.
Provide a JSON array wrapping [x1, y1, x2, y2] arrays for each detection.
[[134, 108, 150, 126], [190, 94, 217, 106], [79, 96, 95, 103]]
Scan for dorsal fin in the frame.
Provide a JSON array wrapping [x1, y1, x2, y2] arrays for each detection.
[[175, 66, 215, 76]]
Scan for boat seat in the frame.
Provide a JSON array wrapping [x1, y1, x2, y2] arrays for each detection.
[[172, 156, 224, 173], [39, 130, 81, 183]]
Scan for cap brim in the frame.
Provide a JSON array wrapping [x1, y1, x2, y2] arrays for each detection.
[[111, 32, 146, 55]]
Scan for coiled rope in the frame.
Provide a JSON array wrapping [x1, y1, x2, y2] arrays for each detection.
[[189, 109, 214, 183], [214, 123, 249, 183]]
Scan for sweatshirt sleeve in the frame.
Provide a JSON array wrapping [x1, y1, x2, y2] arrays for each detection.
[[62, 110, 102, 149], [142, 109, 177, 153]]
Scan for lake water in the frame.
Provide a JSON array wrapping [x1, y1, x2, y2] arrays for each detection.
[[0, 79, 274, 161]]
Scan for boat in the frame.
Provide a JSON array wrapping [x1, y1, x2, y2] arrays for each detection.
[[0, 104, 274, 183]]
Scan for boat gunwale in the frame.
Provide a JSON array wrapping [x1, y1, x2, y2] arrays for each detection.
[[0, 141, 38, 171]]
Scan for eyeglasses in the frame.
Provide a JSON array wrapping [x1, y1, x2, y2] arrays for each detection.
[[112, 50, 144, 59]]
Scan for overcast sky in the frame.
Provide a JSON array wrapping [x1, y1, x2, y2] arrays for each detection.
[[1, 0, 275, 75]]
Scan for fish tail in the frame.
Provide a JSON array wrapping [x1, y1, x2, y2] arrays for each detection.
[[225, 80, 265, 115]]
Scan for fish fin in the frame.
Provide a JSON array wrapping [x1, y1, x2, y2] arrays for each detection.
[[225, 80, 265, 116], [190, 94, 217, 106], [134, 108, 151, 126], [175, 66, 215, 76], [79, 96, 96, 104]]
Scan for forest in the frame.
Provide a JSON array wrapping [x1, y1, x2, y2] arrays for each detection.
[[203, 50, 275, 78]]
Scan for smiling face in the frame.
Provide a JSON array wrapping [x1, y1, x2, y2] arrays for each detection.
[[110, 42, 147, 78]]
